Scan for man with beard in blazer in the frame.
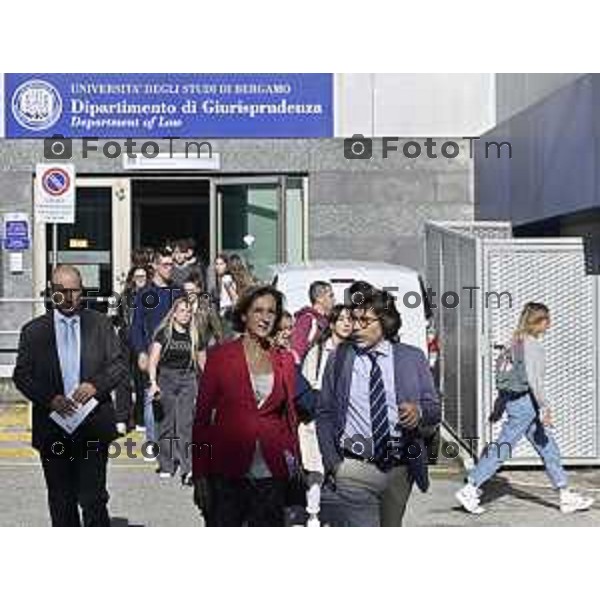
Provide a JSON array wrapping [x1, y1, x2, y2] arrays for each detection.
[[13, 265, 127, 526]]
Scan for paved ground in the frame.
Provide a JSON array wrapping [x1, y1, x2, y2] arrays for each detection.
[[0, 460, 204, 527], [2, 458, 600, 526], [3, 403, 600, 526]]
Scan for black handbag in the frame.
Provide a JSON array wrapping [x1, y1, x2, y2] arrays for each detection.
[[284, 460, 307, 507], [294, 365, 317, 424], [193, 477, 212, 514]]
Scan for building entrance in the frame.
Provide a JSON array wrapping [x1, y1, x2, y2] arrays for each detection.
[[133, 179, 210, 265], [34, 174, 308, 313]]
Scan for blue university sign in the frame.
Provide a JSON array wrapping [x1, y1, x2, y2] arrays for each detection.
[[3, 212, 30, 250], [4, 73, 333, 138]]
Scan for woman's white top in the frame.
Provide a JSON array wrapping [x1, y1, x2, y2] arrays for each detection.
[[302, 338, 336, 391], [299, 339, 334, 475], [251, 372, 274, 409], [247, 371, 274, 479], [523, 334, 546, 406], [219, 274, 236, 313]]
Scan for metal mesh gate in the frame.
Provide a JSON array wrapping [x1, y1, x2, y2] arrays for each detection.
[[425, 223, 482, 443], [482, 240, 599, 464], [425, 221, 600, 465]]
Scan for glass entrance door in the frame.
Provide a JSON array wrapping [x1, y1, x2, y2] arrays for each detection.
[[215, 176, 308, 282], [34, 178, 130, 313]]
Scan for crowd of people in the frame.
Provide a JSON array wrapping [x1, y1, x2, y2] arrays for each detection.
[[11, 237, 596, 526], [113, 247, 441, 526], [113, 239, 254, 446]]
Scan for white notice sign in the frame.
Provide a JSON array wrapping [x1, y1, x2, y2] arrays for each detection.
[[35, 163, 75, 224]]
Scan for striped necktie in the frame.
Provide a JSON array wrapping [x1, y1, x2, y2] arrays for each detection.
[[367, 352, 392, 471]]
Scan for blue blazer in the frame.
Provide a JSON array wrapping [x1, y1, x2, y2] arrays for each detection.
[[128, 283, 181, 354], [315, 341, 441, 492]]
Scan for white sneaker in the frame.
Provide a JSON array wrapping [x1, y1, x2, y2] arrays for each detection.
[[135, 425, 146, 433], [560, 489, 595, 514], [306, 515, 321, 528], [116, 422, 127, 436], [456, 483, 485, 515], [158, 471, 173, 479]]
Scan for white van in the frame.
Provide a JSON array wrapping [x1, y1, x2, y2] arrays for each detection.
[[268, 260, 433, 355]]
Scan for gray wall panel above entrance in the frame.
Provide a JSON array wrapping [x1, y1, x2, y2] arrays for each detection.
[[0, 138, 472, 175], [309, 168, 473, 270]]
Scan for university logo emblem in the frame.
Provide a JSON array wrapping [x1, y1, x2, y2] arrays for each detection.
[[11, 79, 62, 131]]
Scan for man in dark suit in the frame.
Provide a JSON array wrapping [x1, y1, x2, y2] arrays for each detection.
[[316, 287, 441, 527], [13, 265, 127, 526]]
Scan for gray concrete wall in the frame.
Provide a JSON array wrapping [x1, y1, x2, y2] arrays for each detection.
[[0, 157, 37, 369], [0, 137, 473, 362], [308, 139, 473, 267]]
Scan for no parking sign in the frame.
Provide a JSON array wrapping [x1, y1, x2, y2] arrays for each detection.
[[35, 163, 75, 223]]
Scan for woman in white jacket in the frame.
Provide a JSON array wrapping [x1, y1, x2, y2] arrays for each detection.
[[456, 302, 594, 515], [299, 305, 353, 523]]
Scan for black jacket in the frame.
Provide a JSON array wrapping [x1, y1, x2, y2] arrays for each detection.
[[13, 309, 128, 451]]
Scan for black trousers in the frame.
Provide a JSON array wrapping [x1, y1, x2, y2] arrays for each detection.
[[204, 475, 286, 527], [133, 367, 147, 426], [115, 345, 146, 427], [40, 440, 111, 527]]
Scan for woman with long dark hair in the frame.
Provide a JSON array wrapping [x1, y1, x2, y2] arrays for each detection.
[[192, 285, 300, 526], [228, 254, 255, 299], [206, 254, 238, 338], [273, 310, 294, 352], [206, 254, 234, 316], [299, 304, 353, 524], [302, 304, 354, 391]]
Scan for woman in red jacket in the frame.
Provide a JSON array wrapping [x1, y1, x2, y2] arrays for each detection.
[[192, 285, 300, 526]]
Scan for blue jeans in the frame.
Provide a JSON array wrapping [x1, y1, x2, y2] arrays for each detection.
[[469, 394, 567, 490], [144, 388, 156, 445]]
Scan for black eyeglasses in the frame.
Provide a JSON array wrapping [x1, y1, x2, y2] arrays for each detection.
[[352, 315, 380, 329]]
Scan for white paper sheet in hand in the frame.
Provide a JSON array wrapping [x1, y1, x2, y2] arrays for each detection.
[[49, 398, 99, 434]]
